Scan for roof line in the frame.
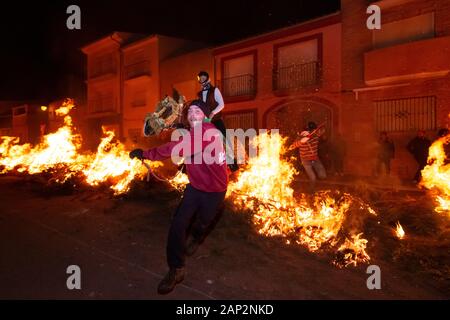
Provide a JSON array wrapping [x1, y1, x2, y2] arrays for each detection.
[[213, 11, 341, 55]]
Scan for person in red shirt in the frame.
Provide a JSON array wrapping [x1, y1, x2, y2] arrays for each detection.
[[289, 121, 327, 193], [129, 100, 228, 294]]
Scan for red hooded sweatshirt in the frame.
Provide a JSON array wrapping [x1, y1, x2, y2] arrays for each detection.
[[143, 122, 228, 192]]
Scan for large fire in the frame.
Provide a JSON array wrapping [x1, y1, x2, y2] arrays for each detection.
[[227, 133, 374, 267], [0, 99, 159, 194], [420, 132, 450, 214], [0, 101, 86, 177], [0, 101, 375, 267]]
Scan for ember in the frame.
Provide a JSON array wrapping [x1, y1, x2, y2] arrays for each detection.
[[395, 221, 405, 239]]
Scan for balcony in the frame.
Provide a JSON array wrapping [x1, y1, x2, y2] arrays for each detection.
[[364, 36, 450, 86], [88, 96, 116, 116], [273, 61, 320, 91], [89, 64, 117, 81], [218, 74, 256, 100], [124, 60, 151, 81]]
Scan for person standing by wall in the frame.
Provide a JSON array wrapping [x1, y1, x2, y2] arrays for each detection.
[[318, 134, 332, 173], [437, 128, 450, 163], [407, 130, 431, 183], [376, 131, 395, 176], [332, 133, 347, 177]]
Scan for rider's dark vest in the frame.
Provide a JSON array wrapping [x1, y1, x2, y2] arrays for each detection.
[[197, 85, 221, 120]]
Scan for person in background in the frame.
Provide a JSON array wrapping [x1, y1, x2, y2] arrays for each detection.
[[437, 128, 450, 163], [197, 71, 239, 172], [407, 130, 431, 183], [318, 134, 332, 173], [289, 121, 326, 193], [376, 131, 395, 176], [332, 133, 347, 177]]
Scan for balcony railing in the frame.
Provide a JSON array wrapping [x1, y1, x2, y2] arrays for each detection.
[[89, 96, 115, 113], [90, 65, 116, 79], [219, 74, 256, 98], [124, 60, 151, 80], [273, 61, 319, 91]]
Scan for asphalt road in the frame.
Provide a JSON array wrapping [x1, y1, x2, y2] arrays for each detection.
[[0, 209, 215, 300], [0, 176, 447, 300]]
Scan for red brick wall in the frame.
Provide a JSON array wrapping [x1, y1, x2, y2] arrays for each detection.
[[340, 0, 450, 178], [213, 17, 342, 132]]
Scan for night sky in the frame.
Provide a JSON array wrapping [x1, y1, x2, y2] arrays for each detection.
[[0, 0, 340, 100]]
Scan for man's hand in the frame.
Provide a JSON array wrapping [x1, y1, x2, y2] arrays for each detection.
[[129, 148, 144, 160], [209, 111, 216, 120]]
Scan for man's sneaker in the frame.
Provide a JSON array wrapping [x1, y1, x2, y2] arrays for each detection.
[[185, 237, 201, 256], [157, 267, 185, 295]]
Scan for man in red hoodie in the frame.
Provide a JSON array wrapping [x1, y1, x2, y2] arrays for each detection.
[[129, 100, 228, 295]]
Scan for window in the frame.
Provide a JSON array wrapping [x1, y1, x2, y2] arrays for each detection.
[[91, 53, 115, 78], [124, 48, 151, 80], [13, 106, 27, 116], [223, 111, 257, 161], [125, 60, 151, 79], [223, 111, 256, 130], [274, 37, 320, 90], [375, 96, 436, 132], [278, 39, 318, 67], [221, 52, 256, 98], [90, 90, 115, 113], [126, 48, 146, 65], [373, 12, 435, 49]]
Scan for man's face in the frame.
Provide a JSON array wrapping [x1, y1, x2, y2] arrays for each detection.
[[198, 75, 208, 85], [188, 105, 205, 127], [418, 131, 425, 138]]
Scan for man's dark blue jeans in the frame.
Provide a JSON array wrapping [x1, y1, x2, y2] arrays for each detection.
[[167, 184, 226, 268]]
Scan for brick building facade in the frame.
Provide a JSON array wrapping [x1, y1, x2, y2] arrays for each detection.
[[77, 0, 450, 179], [341, 0, 450, 178]]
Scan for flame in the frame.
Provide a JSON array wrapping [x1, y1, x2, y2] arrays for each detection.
[[420, 132, 450, 214], [0, 99, 150, 194], [227, 132, 373, 267], [334, 233, 370, 268], [1, 102, 374, 267], [55, 101, 74, 116], [395, 221, 405, 239], [0, 99, 87, 178], [82, 128, 148, 194], [168, 171, 189, 192]]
